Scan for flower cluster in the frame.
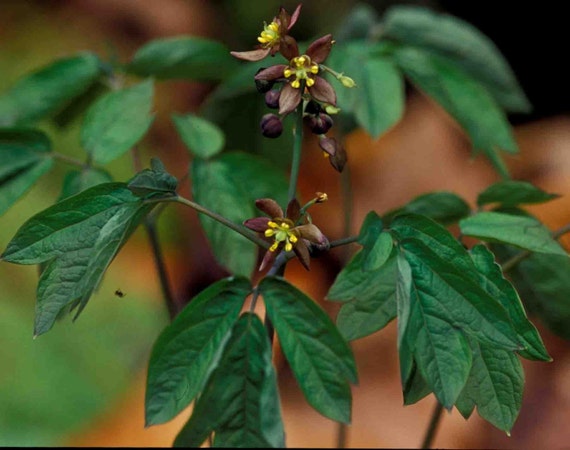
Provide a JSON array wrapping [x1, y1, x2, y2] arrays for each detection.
[[231, 3, 353, 172], [244, 197, 329, 271]]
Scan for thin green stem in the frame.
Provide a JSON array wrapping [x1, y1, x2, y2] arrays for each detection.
[[288, 98, 305, 202], [150, 195, 270, 250], [501, 222, 570, 273], [50, 152, 89, 169], [144, 217, 178, 319], [421, 401, 444, 449]]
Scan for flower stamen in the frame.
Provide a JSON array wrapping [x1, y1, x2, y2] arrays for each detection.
[[284, 55, 319, 89], [264, 219, 298, 253], [257, 21, 280, 48]]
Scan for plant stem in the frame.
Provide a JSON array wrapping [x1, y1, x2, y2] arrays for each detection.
[[144, 217, 178, 319], [336, 421, 348, 448], [288, 101, 305, 202], [50, 152, 89, 169], [421, 401, 444, 449], [152, 195, 270, 250], [340, 160, 354, 261], [501, 222, 570, 273], [330, 235, 359, 249]]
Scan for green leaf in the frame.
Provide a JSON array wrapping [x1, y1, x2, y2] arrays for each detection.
[[391, 214, 522, 351], [58, 168, 113, 201], [456, 337, 524, 433], [1, 183, 157, 335], [470, 245, 550, 361], [51, 80, 109, 129], [477, 180, 559, 207], [393, 46, 517, 178], [81, 80, 154, 164], [358, 211, 383, 247], [460, 212, 567, 256], [0, 128, 54, 215], [403, 251, 472, 409], [127, 157, 178, 198], [260, 277, 357, 423], [335, 3, 380, 42], [384, 191, 471, 226], [172, 113, 225, 159], [354, 57, 404, 139], [145, 277, 251, 426], [0, 52, 102, 127], [382, 6, 531, 113], [403, 362, 432, 406], [326, 43, 404, 139], [192, 152, 288, 277], [363, 231, 393, 271], [330, 250, 398, 341], [128, 36, 238, 81], [174, 313, 285, 448], [494, 245, 570, 341]]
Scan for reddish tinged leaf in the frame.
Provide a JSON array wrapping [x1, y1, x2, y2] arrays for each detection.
[[309, 77, 337, 105], [280, 35, 299, 61], [254, 64, 287, 81], [286, 198, 301, 222], [255, 198, 283, 218], [279, 83, 302, 114], [307, 34, 334, 64], [243, 217, 270, 232], [294, 240, 311, 270], [230, 48, 270, 62]]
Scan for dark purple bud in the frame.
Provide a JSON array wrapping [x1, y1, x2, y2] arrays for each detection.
[[260, 113, 283, 138], [305, 113, 333, 135], [265, 90, 281, 109], [304, 100, 322, 115], [255, 68, 275, 93]]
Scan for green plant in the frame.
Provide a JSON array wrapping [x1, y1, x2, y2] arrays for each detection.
[[1, 3, 568, 448]]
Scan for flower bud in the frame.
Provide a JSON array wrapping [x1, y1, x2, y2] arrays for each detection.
[[315, 192, 328, 203], [260, 113, 283, 138], [304, 100, 322, 115], [305, 113, 333, 135], [339, 75, 356, 88], [255, 68, 276, 93], [264, 90, 281, 109], [319, 137, 347, 172], [324, 104, 341, 115]]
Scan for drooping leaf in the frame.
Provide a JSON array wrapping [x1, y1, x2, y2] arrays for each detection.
[[382, 6, 531, 113], [260, 277, 357, 423], [354, 57, 404, 139], [403, 361, 432, 406], [192, 151, 288, 277], [128, 36, 238, 81], [51, 80, 109, 129], [391, 214, 522, 351], [127, 157, 178, 198], [1, 183, 158, 335], [358, 211, 384, 247], [334, 3, 380, 43], [456, 336, 524, 433], [393, 46, 517, 178], [477, 180, 559, 207], [58, 168, 113, 201], [173, 313, 285, 448], [145, 277, 251, 426], [460, 212, 567, 256], [494, 245, 570, 341], [172, 113, 225, 159], [470, 245, 550, 361], [0, 128, 54, 215], [330, 249, 398, 341], [81, 79, 154, 164], [0, 52, 102, 127], [326, 42, 404, 139], [384, 191, 471, 226]]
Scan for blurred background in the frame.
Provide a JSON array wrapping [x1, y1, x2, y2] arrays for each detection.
[[1, 0, 569, 447]]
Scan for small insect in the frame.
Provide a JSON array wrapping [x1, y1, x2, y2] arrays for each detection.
[[114, 289, 126, 298]]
